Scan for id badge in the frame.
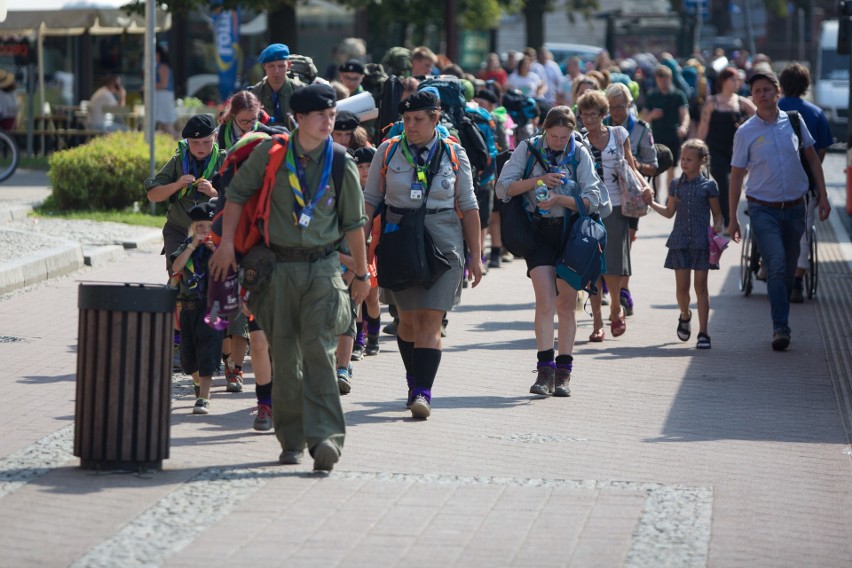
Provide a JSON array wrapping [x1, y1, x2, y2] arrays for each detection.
[[298, 210, 313, 228], [410, 181, 423, 200]]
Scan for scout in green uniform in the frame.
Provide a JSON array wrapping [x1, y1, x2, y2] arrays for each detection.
[[210, 83, 370, 472], [145, 114, 226, 272], [338, 58, 365, 97], [248, 43, 302, 129]]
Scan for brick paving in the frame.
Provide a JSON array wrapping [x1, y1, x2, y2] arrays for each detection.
[[1, 190, 851, 566]]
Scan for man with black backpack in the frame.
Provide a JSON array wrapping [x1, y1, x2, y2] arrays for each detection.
[[210, 84, 370, 472], [248, 43, 303, 129], [729, 70, 831, 351]]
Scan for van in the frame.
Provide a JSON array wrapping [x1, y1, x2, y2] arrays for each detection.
[[814, 20, 849, 141]]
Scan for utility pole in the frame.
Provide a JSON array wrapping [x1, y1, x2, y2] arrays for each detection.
[[445, 0, 458, 62]]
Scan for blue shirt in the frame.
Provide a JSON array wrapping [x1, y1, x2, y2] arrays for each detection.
[[731, 109, 814, 202], [778, 96, 833, 152]]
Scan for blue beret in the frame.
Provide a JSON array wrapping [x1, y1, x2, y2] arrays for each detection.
[[291, 84, 337, 114], [259, 43, 290, 64]]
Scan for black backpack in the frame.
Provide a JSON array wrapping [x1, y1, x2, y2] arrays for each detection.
[[375, 74, 403, 145], [787, 110, 816, 195]]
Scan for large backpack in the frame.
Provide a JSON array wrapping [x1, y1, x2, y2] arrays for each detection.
[[501, 89, 538, 127], [375, 74, 403, 145], [287, 54, 318, 84], [465, 106, 498, 184], [211, 132, 347, 256]]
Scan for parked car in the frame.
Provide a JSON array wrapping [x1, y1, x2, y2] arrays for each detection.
[[814, 20, 849, 142], [543, 42, 603, 73]]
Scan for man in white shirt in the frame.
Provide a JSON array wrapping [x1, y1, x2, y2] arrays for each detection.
[[86, 75, 126, 131]]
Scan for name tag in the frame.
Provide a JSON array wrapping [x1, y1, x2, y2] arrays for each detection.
[[298, 211, 312, 228], [410, 181, 423, 200]]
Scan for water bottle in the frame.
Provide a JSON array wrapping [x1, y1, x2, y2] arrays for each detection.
[[534, 180, 550, 216]]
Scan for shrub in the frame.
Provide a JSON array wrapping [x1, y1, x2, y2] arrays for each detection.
[[48, 131, 177, 211]]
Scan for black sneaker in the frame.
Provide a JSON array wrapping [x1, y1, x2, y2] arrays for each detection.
[[383, 319, 399, 336], [365, 335, 380, 356], [351, 344, 366, 361], [530, 366, 555, 396], [488, 254, 501, 268], [772, 331, 791, 351], [790, 286, 804, 304]]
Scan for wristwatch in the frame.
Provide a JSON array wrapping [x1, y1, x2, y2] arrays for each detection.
[[354, 272, 371, 281]]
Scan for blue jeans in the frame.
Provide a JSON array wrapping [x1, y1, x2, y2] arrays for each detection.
[[748, 201, 806, 333]]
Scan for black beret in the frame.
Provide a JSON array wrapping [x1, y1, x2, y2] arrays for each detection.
[[334, 110, 360, 132], [353, 146, 376, 165], [187, 201, 215, 223], [181, 114, 216, 139], [290, 84, 337, 114], [475, 89, 499, 105], [339, 58, 365, 75], [398, 91, 440, 114]]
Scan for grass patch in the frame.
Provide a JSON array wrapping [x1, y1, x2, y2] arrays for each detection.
[[32, 198, 166, 228], [18, 156, 50, 171]]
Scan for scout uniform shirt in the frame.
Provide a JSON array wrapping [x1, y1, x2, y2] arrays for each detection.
[[227, 135, 367, 248], [145, 147, 227, 232], [249, 77, 303, 127]]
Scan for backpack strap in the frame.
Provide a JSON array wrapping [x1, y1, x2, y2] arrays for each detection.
[[522, 136, 549, 179], [256, 133, 290, 247], [787, 110, 804, 153], [330, 141, 347, 199]]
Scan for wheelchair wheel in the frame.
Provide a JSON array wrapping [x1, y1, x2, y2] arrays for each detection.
[[739, 223, 753, 296], [806, 225, 818, 299]]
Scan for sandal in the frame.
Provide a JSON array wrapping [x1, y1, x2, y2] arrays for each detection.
[[589, 328, 605, 342], [696, 332, 711, 349], [677, 311, 692, 342], [610, 315, 626, 337]]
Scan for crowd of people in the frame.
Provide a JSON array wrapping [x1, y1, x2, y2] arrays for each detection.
[[143, 40, 832, 473]]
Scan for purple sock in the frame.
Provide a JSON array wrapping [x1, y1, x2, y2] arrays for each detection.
[[367, 321, 381, 336], [411, 387, 431, 403], [537, 361, 556, 369], [355, 331, 366, 347], [556, 363, 573, 373]]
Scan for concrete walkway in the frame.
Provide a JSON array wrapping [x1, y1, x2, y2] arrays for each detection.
[[0, 166, 850, 567]]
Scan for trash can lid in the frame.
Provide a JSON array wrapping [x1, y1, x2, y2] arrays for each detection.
[[78, 283, 178, 313]]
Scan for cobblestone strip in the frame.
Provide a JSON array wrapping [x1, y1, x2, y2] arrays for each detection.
[[815, 221, 852, 446], [0, 425, 74, 499], [69, 467, 270, 568]]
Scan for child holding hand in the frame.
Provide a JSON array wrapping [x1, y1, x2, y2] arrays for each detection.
[[645, 139, 723, 349], [170, 202, 223, 413]]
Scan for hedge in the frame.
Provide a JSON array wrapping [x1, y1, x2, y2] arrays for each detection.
[[48, 131, 177, 211]]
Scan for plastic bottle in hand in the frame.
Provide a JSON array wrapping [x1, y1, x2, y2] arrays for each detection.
[[534, 180, 550, 216]]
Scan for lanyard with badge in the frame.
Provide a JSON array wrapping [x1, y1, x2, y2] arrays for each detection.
[[285, 134, 333, 228], [399, 132, 438, 200], [270, 89, 282, 124]]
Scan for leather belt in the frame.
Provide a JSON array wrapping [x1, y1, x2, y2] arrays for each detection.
[[177, 300, 201, 310], [746, 196, 804, 209], [272, 244, 335, 263], [388, 205, 454, 215]]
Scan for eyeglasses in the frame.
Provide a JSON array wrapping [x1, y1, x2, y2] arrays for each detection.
[[235, 117, 256, 127], [579, 112, 600, 119]]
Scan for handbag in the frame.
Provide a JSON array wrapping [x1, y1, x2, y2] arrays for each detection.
[[499, 139, 550, 258], [612, 127, 649, 218], [375, 152, 452, 291], [555, 183, 607, 295]]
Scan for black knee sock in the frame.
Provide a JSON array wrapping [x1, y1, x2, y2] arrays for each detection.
[[397, 337, 415, 376], [491, 246, 501, 258], [256, 382, 272, 406], [366, 312, 381, 336], [537, 349, 555, 363], [412, 348, 442, 390]]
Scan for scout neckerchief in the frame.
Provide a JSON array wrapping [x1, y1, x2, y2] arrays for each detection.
[[178, 140, 219, 200], [182, 239, 209, 299], [538, 133, 576, 170], [223, 119, 258, 150], [399, 131, 439, 201], [284, 129, 333, 228]]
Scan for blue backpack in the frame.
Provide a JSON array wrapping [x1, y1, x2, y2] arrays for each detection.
[[465, 106, 498, 184], [555, 182, 607, 295]]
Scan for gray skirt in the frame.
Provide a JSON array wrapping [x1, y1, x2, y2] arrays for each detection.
[[603, 206, 632, 276], [382, 209, 465, 312]]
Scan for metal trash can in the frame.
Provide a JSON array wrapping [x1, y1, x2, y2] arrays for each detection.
[[74, 282, 177, 471]]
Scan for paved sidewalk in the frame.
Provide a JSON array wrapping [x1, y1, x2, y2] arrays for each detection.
[[1, 191, 851, 566]]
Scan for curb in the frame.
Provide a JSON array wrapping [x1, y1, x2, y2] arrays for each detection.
[[82, 245, 126, 267], [0, 205, 36, 222], [122, 231, 163, 250], [0, 241, 84, 295]]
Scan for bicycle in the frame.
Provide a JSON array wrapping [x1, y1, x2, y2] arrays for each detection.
[[739, 220, 818, 298], [0, 129, 19, 182]]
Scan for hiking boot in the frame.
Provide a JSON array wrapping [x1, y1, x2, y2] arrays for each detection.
[[772, 330, 791, 351], [351, 343, 366, 361], [225, 369, 243, 393], [279, 449, 304, 465], [553, 368, 571, 397], [365, 334, 380, 356], [383, 319, 399, 336], [312, 439, 340, 472], [620, 289, 634, 316], [192, 398, 210, 415], [410, 395, 431, 419], [529, 366, 555, 396], [337, 367, 352, 395], [253, 403, 273, 431]]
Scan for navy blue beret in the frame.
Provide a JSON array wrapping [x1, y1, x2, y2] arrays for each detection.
[[290, 84, 337, 114], [334, 110, 360, 131], [353, 146, 376, 165], [181, 114, 216, 139], [339, 59, 365, 75], [398, 91, 439, 114]]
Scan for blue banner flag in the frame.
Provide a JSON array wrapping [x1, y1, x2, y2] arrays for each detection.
[[212, 5, 240, 102]]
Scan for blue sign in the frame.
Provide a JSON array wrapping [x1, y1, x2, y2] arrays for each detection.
[[685, 0, 709, 20], [212, 6, 240, 102]]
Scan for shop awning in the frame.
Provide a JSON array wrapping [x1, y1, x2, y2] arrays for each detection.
[[0, 1, 171, 36]]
